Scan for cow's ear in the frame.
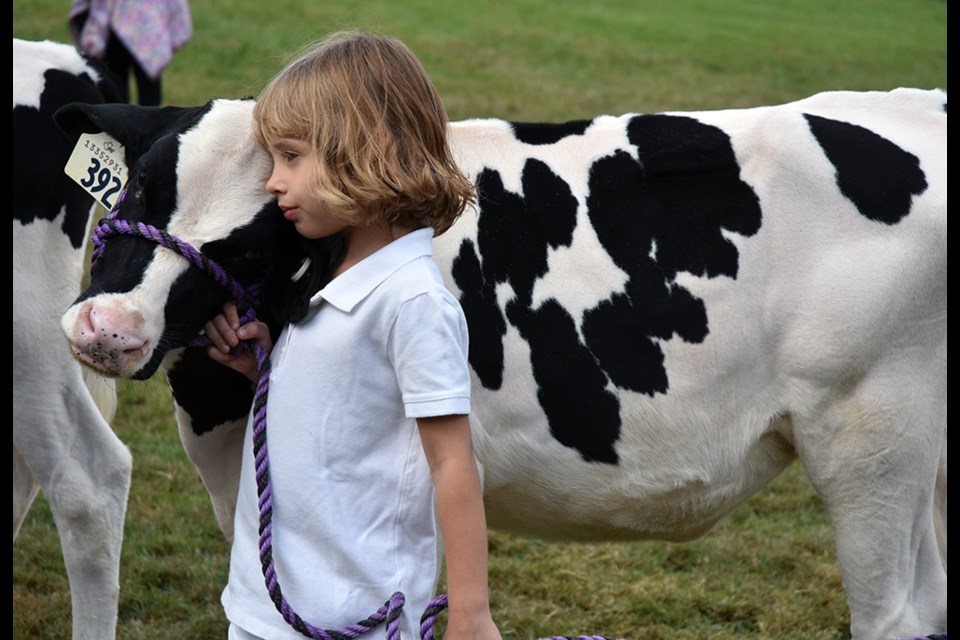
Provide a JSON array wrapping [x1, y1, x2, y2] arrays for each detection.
[[53, 102, 137, 140], [53, 102, 205, 159]]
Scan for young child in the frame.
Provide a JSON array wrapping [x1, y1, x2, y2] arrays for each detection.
[[203, 30, 501, 640]]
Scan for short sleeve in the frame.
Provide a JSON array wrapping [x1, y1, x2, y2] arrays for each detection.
[[389, 290, 471, 418]]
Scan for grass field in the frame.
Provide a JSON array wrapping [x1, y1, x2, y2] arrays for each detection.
[[12, 1, 947, 639]]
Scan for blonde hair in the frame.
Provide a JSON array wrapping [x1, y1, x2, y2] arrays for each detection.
[[253, 30, 474, 235]]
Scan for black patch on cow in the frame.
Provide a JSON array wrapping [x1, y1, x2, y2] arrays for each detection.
[[580, 116, 754, 393], [456, 114, 762, 464], [479, 160, 578, 305], [14, 69, 113, 248], [166, 348, 254, 435], [455, 159, 623, 462], [582, 115, 759, 396], [456, 162, 579, 389], [510, 119, 593, 145], [506, 299, 621, 463], [451, 238, 506, 390], [804, 114, 927, 225]]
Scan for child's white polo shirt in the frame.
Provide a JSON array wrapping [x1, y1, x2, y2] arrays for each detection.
[[222, 227, 471, 639]]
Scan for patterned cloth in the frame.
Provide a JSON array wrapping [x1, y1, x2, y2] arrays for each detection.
[[69, 0, 192, 79]]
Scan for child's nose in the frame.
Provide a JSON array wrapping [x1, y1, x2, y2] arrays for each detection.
[[265, 171, 283, 195]]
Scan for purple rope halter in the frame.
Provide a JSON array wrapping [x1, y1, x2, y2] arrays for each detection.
[[90, 193, 630, 640], [90, 190, 257, 321]]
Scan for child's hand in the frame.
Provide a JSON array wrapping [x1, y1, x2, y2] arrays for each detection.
[[204, 302, 273, 382]]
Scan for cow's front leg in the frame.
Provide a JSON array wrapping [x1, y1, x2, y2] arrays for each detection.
[[15, 367, 132, 640], [175, 409, 245, 542], [13, 446, 41, 540], [165, 348, 251, 541]]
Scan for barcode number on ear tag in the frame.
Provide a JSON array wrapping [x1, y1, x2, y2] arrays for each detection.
[[64, 132, 128, 210]]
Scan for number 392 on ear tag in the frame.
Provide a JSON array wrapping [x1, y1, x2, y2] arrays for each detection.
[[64, 132, 129, 210]]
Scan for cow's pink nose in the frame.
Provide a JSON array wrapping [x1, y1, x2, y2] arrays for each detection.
[[86, 306, 147, 353]]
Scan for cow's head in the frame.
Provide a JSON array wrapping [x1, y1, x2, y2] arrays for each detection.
[[56, 99, 328, 380]]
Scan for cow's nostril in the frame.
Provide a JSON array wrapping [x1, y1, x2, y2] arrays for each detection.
[[73, 302, 97, 338]]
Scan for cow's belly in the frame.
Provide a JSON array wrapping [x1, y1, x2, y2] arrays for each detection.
[[473, 393, 796, 541], [467, 300, 799, 542]]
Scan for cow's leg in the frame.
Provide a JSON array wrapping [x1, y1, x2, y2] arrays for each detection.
[[793, 349, 947, 640], [932, 427, 947, 568], [13, 362, 132, 640], [13, 445, 40, 540], [176, 409, 245, 541], [49, 428, 132, 640]]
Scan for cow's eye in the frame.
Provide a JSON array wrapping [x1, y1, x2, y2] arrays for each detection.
[[243, 249, 262, 263], [132, 172, 146, 203]]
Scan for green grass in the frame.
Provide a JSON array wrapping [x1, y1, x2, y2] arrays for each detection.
[[12, 1, 946, 638]]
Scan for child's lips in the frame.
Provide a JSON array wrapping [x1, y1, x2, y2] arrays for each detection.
[[281, 206, 298, 220]]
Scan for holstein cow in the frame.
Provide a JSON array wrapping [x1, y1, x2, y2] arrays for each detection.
[[13, 38, 130, 640], [56, 87, 946, 639]]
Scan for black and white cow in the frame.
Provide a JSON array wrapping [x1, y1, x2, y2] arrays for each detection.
[[56, 87, 947, 639], [13, 38, 130, 640]]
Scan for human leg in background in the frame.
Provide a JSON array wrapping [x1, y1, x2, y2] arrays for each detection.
[[102, 31, 162, 106]]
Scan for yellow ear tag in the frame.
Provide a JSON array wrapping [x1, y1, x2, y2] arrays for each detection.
[[64, 132, 129, 210]]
